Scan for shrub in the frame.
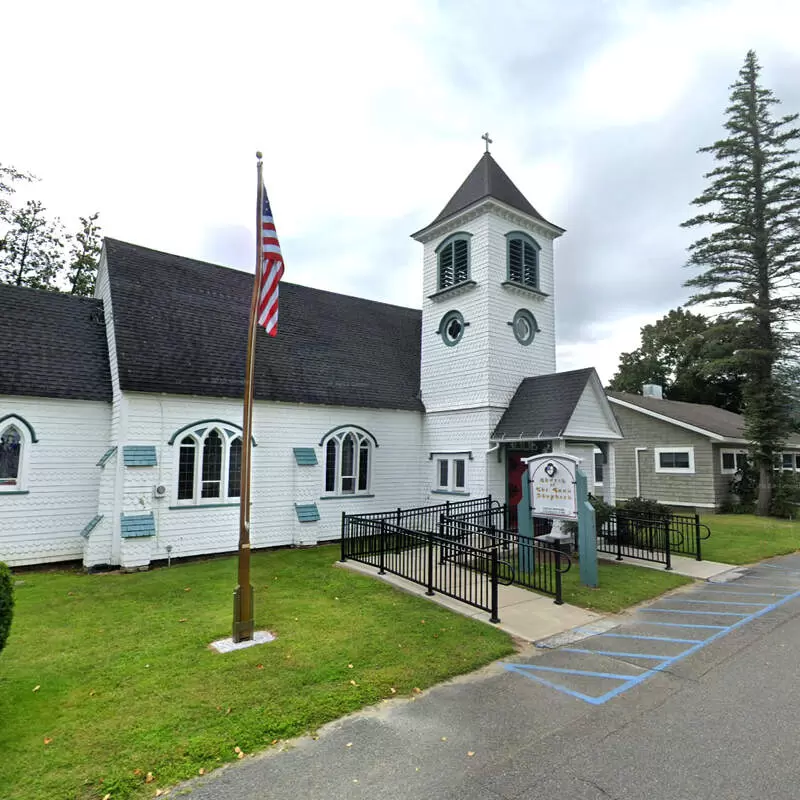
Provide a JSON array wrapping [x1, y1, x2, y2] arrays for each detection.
[[730, 460, 759, 507], [0, 561, 14, 655], [770, 471, 800, 519]]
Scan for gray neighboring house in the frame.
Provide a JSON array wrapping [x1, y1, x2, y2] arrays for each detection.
[[607, 387, 800, 511]]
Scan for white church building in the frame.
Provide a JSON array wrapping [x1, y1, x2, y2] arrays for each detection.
[[0, 152, 622, 570]]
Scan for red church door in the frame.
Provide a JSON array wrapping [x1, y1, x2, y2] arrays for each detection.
[[506, 451, 529, 531]]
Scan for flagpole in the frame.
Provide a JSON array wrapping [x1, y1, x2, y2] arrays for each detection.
[[232, 151, 263, 642]]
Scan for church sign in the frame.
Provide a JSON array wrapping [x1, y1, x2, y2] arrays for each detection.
[[526, 454, 579, 521]]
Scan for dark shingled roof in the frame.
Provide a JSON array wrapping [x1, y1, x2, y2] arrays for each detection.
[[492, 368, 595, 440], [415, 153, 563, 236], [0, 284, 111, 401], [105, 239, 424, 411], [607, 391, 800, 445]]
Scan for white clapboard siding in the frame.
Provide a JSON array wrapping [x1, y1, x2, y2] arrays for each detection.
[[0, 397, 111, 566]]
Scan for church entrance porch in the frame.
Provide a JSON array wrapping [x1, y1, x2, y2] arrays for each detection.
[[505, 445, 551, 531]]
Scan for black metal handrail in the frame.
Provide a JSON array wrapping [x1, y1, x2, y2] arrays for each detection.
[[439, 515, 570, 605], [344, 496, 496, 534], [340, 513, 513, 622], [600, 508, 712, 562]]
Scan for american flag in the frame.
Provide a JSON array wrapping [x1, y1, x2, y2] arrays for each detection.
[[257, 184, 285, 336]]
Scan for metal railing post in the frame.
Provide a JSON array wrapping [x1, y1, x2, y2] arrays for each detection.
[[694, 513, 702, 561], [664, 518, 672, 571], [426, 528, 435, 596], [489, 545, 500, 623], [340, 511, 347, 562], [379, 520, 386, 575], [396, 507, 402, 553], [438, 513, 447, 564], [616, 512, 623, 561], [554, 541, 564, 605]]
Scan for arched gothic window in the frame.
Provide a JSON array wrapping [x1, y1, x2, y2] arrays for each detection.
[[0, 425, 22, 488], [175, 425, 243, 504], [323, 428, 372, 495]]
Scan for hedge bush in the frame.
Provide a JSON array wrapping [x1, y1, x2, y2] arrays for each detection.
[[0, 561, 14, 655]]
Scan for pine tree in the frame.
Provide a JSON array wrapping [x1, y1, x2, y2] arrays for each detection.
[[0, 200, 66, 291], [67, 212, 102, 296], [682, 50, 800, 515]]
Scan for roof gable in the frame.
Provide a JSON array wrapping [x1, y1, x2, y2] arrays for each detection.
[[606, 391, 744, 440], [104, 239, 424, 411], [415, 153, 563, 237], [492, 367, 612, 441], [0, 284, 111, 402]]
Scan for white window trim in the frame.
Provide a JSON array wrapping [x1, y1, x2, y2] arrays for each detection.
[[654, 446, 695, 474], [780, 452, 799, 471], [173, 425, 243, 506], [434, 454, 468, 494], [322, 428, 373, 497], [720, 448, 748, 475], [593, 447, 604, 486], [0, 417, 32, 493]]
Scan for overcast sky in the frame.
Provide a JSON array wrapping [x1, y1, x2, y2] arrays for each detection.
[[5, 0, 800, 383]]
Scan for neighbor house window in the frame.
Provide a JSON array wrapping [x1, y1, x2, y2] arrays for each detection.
[[721, 449, 748, 474], [435, 456, 467, 493], [0, 425, 22, 488], [654, 447, 695, 474], [506, 232, 540, 289], [436, 233, 470, 290], [781, 453, 797, 471], [174, 425, 243, 504], [593, 448, 604, 485], [323, 428, 372, 495]]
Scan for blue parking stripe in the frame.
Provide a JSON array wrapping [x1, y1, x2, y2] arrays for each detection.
[[642, 621, 728, 630], [640, 608, 750, 616], [723, 583, 796, 591], [505, 582, 800, 706], [503, 664, 608, 705], [668, 598, 770, 607], [560, 648, 668, 661], [600, 633, 703, 644], [510, 664, 633, 680]]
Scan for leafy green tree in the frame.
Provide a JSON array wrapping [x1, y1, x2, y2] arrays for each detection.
[[682, 51, 800, 515], [0, 163, 34, 227], [608, 308, 746, 412], [0, 200, 67, 290], [67, 212, 101, 296]]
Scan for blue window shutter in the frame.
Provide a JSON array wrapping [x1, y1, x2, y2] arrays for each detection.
[[80, 514, 104, 539], [294, 503, 320, 523], [293, 447, 318, 466], [123, 446, 158, 467], [120, 512, 156, 538]]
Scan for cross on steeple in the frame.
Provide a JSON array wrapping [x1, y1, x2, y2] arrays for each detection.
[[481, 132, 493, 154]]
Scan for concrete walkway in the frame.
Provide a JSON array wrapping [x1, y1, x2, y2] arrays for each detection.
[[597, 550, 740, 580], [337, 559, 601, 643]]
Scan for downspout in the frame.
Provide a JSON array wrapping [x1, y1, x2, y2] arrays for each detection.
[[635, 447, 648, 498], [485, 443, 500, 497]]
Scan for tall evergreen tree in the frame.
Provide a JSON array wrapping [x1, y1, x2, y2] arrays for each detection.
[[67, 212, 102, 296], [0, 200, 66, 291], [682, 50, 800, 515]]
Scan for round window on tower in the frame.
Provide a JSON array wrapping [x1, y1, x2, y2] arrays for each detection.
[[439, 310, 466, 347], [511, 309, 538, 346]]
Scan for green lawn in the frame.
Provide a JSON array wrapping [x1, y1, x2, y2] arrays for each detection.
[[560, 559, 692, 613], [0, 546, 513, 800], [700, 513, 800, 564]]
